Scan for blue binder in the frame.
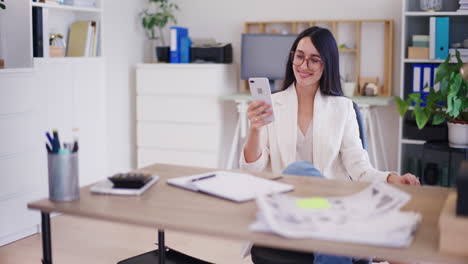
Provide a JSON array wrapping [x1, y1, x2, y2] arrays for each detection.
[[170, 27, 188, 63], [435, 17, 449, 60], [180, 36, 191, 63]]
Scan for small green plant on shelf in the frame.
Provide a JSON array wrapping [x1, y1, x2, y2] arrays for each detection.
[[140, 0, 179, 46], [396, 51, 468, 130]]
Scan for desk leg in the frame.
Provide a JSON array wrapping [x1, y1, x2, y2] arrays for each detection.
[[41, 212, 52, 264], [158, 230, 165, 264]]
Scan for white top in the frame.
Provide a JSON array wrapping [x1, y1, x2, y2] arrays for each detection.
[[296, 121, 313, 162], [239, 84, 389, 182]]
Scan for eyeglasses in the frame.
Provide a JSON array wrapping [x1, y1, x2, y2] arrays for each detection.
[[290, 51, 323, 71]]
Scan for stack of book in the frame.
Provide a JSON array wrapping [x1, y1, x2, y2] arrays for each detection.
[[408, 35, 429, 59], [449, 48, 468, 61], [63, 0, 96, 7], [458, 0, 468, 12]]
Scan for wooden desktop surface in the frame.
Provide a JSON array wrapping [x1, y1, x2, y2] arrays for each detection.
[[28, 163, 466, 263]]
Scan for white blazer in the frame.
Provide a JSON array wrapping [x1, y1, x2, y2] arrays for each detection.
[[240, 84, 389, 182]]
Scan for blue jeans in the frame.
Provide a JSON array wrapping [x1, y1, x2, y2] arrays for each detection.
[[283, 161, 371, 264]]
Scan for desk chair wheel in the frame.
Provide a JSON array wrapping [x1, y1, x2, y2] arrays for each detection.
[[251, 245, 371, 264]]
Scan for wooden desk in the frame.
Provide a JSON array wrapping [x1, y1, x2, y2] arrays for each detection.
[[28, 163, 468, 264]]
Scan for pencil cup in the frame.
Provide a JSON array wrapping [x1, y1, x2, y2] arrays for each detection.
[[47, 153, 80, 202]]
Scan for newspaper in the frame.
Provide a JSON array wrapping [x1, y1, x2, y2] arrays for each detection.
[[250, 182, 421, 248]]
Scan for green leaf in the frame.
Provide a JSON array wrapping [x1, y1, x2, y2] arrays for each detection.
[[432, 113, 446, 125], [451, 74, 462, 94], [435, 62, 449, 84], [408, 93, 423, 104], [452, 98, 462, 119], [446, 93, 455, 115], [0, 3, 5, 9], [456, 50, 464, 68], [440, 78, 449, 96], [414, 107, 430, 129], [395, 97, 410, 117]]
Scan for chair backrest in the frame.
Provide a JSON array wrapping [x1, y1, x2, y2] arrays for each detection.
[[352, 102, 367, 150]]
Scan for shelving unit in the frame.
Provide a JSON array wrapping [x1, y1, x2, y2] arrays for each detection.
[[397, 0, 468, 187], [244, 19, 393, 97], [30, 0, 103, 58]]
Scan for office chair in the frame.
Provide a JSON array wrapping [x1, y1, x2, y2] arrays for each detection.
[[250, 101, 370, 264]]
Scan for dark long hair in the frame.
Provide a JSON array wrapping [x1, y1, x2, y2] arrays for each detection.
[[280, 27, 343, 96]]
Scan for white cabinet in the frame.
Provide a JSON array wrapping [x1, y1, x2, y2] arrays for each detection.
[[136, 64, 238, 169], [0, 58, 107, 246]]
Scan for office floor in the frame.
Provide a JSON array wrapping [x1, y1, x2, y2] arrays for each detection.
[[0, 215, 252, 264]]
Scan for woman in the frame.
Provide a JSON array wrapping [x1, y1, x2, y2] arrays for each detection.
[[240, 27, 419, 264]]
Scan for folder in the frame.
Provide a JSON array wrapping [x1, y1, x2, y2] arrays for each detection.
[[32, 7, 44, 57], [180, 36, 191, 63], [432, 64, 440, 91], [170, 27, 188, 63], [412, 64, 422, 93], [429, 17, 436, 60], [422, 64, 432, 92], [67, 21, 92, 57], [167, 171, 294, 203], [435, 17, 449, 60]]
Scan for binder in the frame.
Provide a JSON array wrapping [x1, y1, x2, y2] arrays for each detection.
[[432, 64, 440, 91], [67, 21, 92, 57], [422, 64, 432, 92], [32, 7, 43, 57], [167, 171, 294, 203], [429, 17, 436, 59], [179, 36, 191, 63], [170, 27, 188, 63], [435, 17, 449, 60], [412, 64, 422, 93]]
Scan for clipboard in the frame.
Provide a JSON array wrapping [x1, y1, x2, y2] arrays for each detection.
[[166, 171, 294, 202]]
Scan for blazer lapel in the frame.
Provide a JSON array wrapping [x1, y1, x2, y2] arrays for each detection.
[[274, 85, 297, 166], [312, 90, 324, 172]]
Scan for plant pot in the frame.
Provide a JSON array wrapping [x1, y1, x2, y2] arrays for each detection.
[[156, 46, 170, 63], [447, 121, 468, 148]]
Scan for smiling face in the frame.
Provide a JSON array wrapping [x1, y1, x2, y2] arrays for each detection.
[[292, 37, 324, 90]]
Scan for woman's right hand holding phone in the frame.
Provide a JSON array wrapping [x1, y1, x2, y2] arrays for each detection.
[[247, 101, 273, 131]]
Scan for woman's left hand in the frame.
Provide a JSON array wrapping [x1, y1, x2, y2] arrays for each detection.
[[387, 173, 420, 185]]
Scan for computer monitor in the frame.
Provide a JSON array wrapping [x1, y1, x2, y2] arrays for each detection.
[[241, 33, 297, 91]]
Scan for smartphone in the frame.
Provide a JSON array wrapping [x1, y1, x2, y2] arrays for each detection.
[[248, 77, 275, 122]]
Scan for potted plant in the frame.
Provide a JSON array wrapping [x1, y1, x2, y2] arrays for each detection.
[[140, 0, 178, 62], [396, 51, 468, 148]]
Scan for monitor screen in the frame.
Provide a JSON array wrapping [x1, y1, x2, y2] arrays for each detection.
[[241, 34, 297, 80]]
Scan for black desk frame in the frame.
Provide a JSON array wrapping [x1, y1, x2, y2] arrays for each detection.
[[40, 212, 211, 264]]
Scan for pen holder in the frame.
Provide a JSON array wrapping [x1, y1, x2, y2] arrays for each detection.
[[47, 152, 80, 202]]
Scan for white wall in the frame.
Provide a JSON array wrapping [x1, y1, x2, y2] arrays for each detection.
[[104, 0, 403, 172], [102, 0, 146, 173], [170, 0, 403, 171]]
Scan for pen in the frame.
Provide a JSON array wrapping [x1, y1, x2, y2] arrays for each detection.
[[191, 174, 216, 182], [46, 143, 52, 153], [53, 130, 61, 151]]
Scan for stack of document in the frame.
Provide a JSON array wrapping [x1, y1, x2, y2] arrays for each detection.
[[250, 182, 421, 248]]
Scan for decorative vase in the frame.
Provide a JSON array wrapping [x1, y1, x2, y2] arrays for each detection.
[[420, 0, 443, 11], [156, 46, 170, 63], [447, 121, 468, 148]]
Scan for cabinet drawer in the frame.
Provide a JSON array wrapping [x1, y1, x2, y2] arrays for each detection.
[[0, 113, 42, 156], [137, 123, 220, 151], [0, 151, 45, 200], [136, 64, 237, 96], [138, 148, 219, 169], [0, 73, 38, 115], [137, 96, 222, 123]]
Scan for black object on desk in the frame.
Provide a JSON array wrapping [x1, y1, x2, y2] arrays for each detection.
[[456, 161, 468, 216], [108, 173, 153, 189], [421, 140, 468, 187]]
